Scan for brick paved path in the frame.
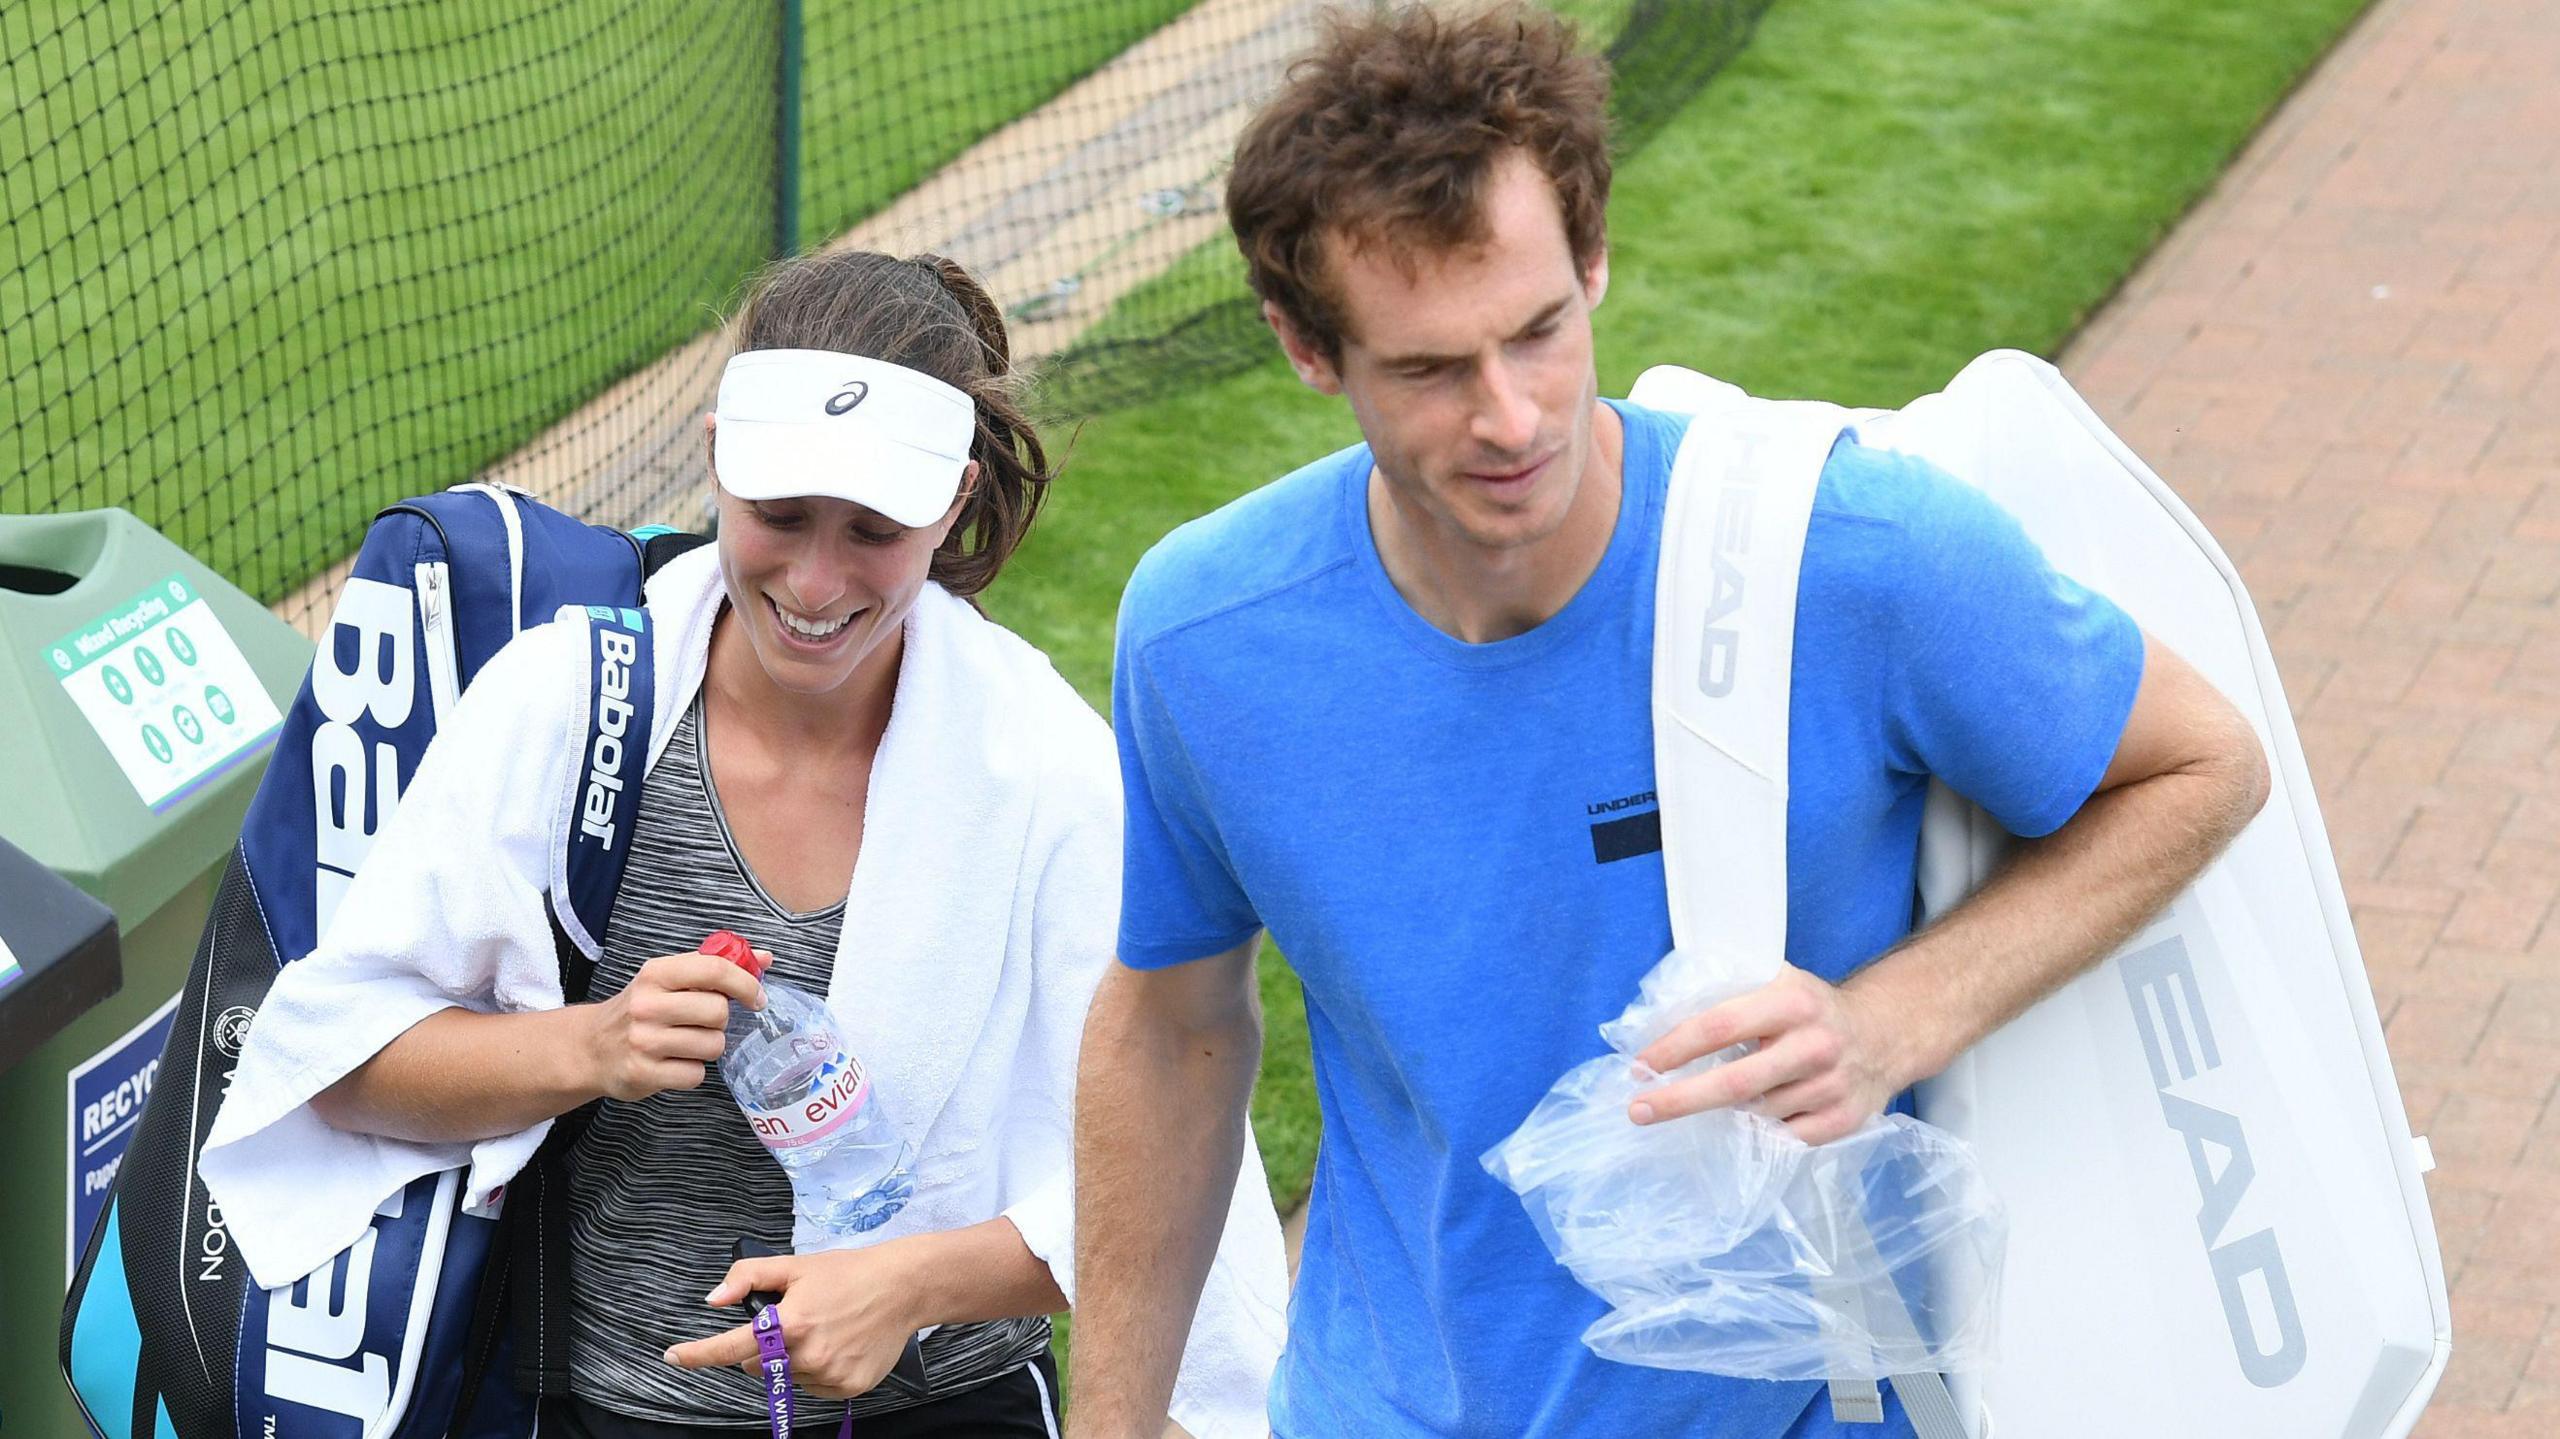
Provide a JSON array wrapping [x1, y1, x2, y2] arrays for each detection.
[[2062, 0, 2560, 1431]]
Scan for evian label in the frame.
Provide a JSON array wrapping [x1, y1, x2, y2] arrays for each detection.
[[744, 1052, 873, 1149]]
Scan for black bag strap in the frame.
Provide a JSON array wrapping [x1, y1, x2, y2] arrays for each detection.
[[502, 916, 607, 1395], [446, 1195, 518, 1427], [641, 529, 711, 578]]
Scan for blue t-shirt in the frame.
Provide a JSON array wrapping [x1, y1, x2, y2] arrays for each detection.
[[1112, 401, 2143, 1438]]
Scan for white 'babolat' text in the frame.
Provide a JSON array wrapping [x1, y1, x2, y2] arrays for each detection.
[[744, 1054, 872, 1149], [309, 579, 415, 940], [579, 628, 639, 849], [260, 1185, 405, 1421]]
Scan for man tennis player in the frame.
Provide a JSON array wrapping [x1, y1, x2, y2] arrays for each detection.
[[1067, 7, 2269, 1436]]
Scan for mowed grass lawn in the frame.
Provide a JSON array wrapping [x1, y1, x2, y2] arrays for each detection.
[[990, 0, 2376, 1216], [0, 1, 1186, 602]]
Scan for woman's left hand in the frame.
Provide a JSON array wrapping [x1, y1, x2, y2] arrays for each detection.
[[663, 1243, 927, 1398]]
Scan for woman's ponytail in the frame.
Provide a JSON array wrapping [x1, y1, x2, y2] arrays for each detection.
[[915, 253, 1053, 600]]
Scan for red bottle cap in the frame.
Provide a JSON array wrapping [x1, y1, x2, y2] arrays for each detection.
[[700, 930, 769, 977]]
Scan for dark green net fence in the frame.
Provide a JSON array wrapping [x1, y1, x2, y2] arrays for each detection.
[[4, 0, 1768, 630]]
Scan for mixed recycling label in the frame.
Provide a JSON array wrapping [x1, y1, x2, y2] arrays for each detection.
[[66, 993, 180, 1279], [46, 574, 284, 811]]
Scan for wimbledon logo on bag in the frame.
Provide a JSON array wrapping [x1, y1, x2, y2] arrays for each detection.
[[744, 1052, 873, 1149]]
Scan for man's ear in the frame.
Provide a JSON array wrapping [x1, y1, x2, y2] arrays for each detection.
[[1264, 301, 1345, 397], [1583, 247, 1610, 311]]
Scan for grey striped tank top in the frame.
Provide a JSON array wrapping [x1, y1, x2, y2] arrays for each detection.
[[564, 694, 1051, 1424]]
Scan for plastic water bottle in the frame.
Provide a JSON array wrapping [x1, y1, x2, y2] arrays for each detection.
[[701, 931, 914, 1233]]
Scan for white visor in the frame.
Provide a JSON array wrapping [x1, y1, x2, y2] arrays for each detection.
[[712, 349, 975, 528]]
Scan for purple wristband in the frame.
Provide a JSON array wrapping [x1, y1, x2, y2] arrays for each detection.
[[750, 1306, 857, 1439], [753, 1305, 795, 1438]]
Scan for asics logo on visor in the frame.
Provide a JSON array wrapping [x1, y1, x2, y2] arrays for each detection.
[[824, 381, 870, 416]]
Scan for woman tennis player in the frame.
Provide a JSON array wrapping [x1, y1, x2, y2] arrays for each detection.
[[202, 250, 1285, 1438]]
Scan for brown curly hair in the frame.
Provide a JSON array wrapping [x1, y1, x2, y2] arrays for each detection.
[[727, 249, 1054, 600], [1226, 3, 1614, 362]]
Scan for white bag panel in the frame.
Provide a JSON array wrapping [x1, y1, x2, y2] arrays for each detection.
[[1861, 351, 2451, 1439], [1631, 364, 1754, 418]]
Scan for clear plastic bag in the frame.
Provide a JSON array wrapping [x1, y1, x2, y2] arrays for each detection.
[[1481, 947, 2005, 1381]]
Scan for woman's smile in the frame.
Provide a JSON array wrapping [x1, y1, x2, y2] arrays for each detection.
[[768, 594, 859, 651]]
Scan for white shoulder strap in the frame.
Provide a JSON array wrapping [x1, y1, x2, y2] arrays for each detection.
[[1637, 365, 1851, 977], [1641, 371, 1982, 1437]]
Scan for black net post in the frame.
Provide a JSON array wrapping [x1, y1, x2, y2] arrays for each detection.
[[775, 0, 804, 259]]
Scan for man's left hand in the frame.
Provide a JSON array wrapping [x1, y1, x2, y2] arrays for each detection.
[[1626, 965, 1909, 1145], [663, 1244, 924, 1398]]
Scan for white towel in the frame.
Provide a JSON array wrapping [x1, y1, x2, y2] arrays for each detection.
[[201, 545, 1286, 1435]]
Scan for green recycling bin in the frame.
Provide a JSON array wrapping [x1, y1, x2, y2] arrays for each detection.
[[0, 509, 310, 1437]]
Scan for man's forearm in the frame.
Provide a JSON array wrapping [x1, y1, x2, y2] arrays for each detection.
[[1067, 955, 1262, 1439], [1853, 751, 2270, 1088]]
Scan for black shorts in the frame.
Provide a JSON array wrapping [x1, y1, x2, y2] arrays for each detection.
[[541, 1351, 1061, 1439]]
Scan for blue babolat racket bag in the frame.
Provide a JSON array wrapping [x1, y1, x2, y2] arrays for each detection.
[[59, 484, 700, 1439]]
